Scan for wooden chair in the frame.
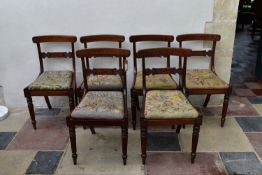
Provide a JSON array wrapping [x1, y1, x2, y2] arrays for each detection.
[[24, 35, 77, 129], [67, 48, 130, 165], [77, 35, 125, 100], [138, 47, 202, 164], [176, 33, 232, 127], [129, 35, 177, 130]]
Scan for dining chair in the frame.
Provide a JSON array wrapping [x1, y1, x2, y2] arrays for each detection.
[[77, 34, 125, 100], [137, 47, 202, 164], [67, 48, 130, 165], [24, 35, 77, 129], [176, 33, 232, 127], [129, 35, 177, 130]]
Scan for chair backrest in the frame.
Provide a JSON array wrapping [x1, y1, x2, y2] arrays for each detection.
[[32, 35, 77, 73], [80, 34, 125, 69], [176, 33, 221, 72], [129, 35, 174, 72], [136, 47, 192, 94], [76, 48, 130, 91]]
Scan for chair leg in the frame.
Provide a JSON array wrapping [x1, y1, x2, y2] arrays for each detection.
[[176, 125, 182, 134], [191, 124, 200, 163], [26, 96, 37, 129], [141, 123, 147, 165], [221, 92, 230, 127], [68, 91, 75, 112], [136, 96, 140, 110], [203, 94, 211, 107], [44, 96, 52, 110], [69, 124, 77, 165], [90, 126, 96, 134], [121, 125, 128, 165], [131, 91, 137, 130]]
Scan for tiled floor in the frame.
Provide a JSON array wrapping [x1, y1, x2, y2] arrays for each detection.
[[1, 30, 262, 175]]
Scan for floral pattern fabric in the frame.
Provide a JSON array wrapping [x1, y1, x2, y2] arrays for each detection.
[[134, 72, 177, 90], [87, 75, 122, 90], [186, 69, 229, 89], [144, 90, 198, 119], [71, 91, 124, 119], [28, 71, 72, 90]]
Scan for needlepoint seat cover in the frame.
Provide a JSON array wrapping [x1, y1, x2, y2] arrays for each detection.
[[134, 71, 177, 90], [87, 75, 122, 90], [186, 69, 229, 89], [144, 90, 198, 119], [71, 91, 124, 119], [28, 71, 72, 90]]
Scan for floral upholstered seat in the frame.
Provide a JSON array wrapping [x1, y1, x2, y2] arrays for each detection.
[[186, 69, 229, 89], [71, 91, 124, 119], [144, 90, 198, 119], [87, 75, 123, 90], [28, 71, 72, 90], [134, 72, 177, 90]]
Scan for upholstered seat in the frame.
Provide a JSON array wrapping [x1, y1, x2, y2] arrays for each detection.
[[71, 91, 124, 119], [87, 75, 122, 90], [144, 90, 198, 119], [186, 69, 228, 89], [28, 71, 72, 90], [134, 72, 177, 90]]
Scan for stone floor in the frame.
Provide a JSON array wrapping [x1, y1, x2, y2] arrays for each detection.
[[1, 30, 262, 175]]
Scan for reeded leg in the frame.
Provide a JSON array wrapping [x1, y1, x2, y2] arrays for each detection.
[[121, 125, 128, 165], [26, 96, 36, 129], [191, 124, 200, 163], [44, 96, 52, 110], [221, 92, 230, 127], [141, 122, 147, 165], [203, 94, 211, 107], [69, 124, 77, 165], [176, 125, 182, 134], [131, 91, 137, 130]]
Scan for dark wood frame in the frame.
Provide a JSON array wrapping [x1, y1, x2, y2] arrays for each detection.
[[77, 34, 125, 100], [137, 47, 203, 164], [129, 35, 175, 130], [66, 48, 130, 165], [24, 35, 77, 129], [176, 33, 232, 127]]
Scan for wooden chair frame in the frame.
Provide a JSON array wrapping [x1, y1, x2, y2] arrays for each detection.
[[24, 35, 77, 129], [137, 47, 203, 164], [77, 34, 125, 100], [66, 48, 130, 165], [176, 33, 232, 127], [129, 34, 175, 130]]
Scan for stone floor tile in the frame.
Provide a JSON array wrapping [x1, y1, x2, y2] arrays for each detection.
[[147, 152, 227, 175], [245, 82, 262, 89], [57, 128, 144, 175], [234, 88, 256, 97], [248, 97, 262, 104], [246, 133, 262, 159], [179, 117, 253, 152], [26, 151, 63, 174], [7, 117, 68, 150], [148, 132, 180, 151], [253, 104, 262, 115], [0, 132, 16, 150], [0, 108, 30, 132], [35, 108, 61, 116], [236, 117, 262, 132], [253, 89, 262, 96], [0, 150, 36, 175], [220, 152, 262, 175]]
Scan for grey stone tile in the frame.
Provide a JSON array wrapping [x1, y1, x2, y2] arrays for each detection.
[[236, 117, 262, 132], [0, 132, 16, 150], [248, 97, 262, 104], [26, 151, 63, 174], [220, 152, 262, 175], [35, 108, 61, 116], [148, 132, 180, 151]]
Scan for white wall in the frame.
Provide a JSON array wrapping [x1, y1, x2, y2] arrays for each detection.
[[0, 0, 214, 107]]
